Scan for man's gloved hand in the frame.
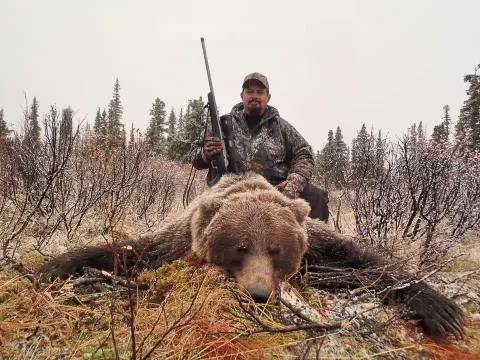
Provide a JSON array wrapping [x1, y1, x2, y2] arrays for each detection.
[[203, 136, 223, 159], [276, 173, 305, 199]]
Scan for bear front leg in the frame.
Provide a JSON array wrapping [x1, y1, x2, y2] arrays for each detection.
[[385, 279, 465, 340], [37, 225, 192, 282], [303, 218, 465, 340], [304, 218, 386, 269]]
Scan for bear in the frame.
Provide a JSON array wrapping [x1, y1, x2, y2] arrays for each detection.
[[36, 172, 465, 340]]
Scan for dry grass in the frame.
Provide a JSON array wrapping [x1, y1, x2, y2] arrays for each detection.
[[1, 251, 480, 359], [0, 259, 305, 359]]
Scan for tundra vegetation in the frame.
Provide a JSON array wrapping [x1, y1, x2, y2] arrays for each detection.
[[1, 68, 480, 359]]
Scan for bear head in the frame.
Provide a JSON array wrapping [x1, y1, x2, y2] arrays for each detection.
[[191, 186, 311, 303]]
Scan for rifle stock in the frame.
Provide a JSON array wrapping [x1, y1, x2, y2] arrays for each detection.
[[201, 37, 229, 185]]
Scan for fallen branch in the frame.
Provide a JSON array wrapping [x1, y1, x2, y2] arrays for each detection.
[[82, 266, 150, 291], [230, 289, 345, 335]]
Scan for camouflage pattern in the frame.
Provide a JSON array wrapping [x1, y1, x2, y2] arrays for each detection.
[[193, 102, 315, 197], [242, 72, 270, 90]]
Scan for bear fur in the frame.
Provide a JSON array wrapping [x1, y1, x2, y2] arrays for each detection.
[[36, 172, 465, 340]]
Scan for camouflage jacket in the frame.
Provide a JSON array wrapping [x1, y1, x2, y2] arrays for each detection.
[[192, 102, 314, 192]]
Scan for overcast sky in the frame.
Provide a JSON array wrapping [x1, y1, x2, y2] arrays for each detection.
[[1, 0, 479, 152]]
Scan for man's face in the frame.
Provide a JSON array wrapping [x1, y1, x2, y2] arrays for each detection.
[[241, 81, 271, 116]]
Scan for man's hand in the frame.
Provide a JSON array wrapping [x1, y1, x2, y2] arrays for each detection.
[[276, 174, 304, 199], [204, 136, 223, 159]]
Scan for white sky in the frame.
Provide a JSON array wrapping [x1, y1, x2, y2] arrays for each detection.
[[1, 0, 479, 152]]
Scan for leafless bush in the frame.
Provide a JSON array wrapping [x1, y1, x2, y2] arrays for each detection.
[[29, 106, 83, 251], [50, 129, 116, 242], [0, 105, 82, 258], [0, 137, 20, 252], [0, 99, 203, 261], [344, 139, 410, 248], [344, 133, 480, 265], [134, 157, 178, 231], [93, 133, 151, 235], [447, 154, 480, 237]]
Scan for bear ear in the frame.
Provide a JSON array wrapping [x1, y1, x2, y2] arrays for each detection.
[[199, 197, 223, 221], [288, 198, 311, 224]]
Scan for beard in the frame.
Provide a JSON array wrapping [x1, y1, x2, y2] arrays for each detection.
[[247, 101, 263, 115]]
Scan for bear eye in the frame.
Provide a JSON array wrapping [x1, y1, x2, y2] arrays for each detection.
[[237, 245, 248, 254], [269, 246, 281, 255]]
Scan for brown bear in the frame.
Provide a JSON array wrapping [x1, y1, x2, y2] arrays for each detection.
[[36, 172, 465, 340]]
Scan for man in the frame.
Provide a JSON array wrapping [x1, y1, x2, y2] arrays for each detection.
[[192, 72, 329, 222]]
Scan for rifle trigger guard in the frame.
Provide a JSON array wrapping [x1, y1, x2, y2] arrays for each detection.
[[211, 160, 218, 170]]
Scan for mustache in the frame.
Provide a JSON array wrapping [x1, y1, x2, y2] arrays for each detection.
[[249, 99, 260, 104]]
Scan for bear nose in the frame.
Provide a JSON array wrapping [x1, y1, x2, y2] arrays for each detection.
[[245, 285, 271, 303]]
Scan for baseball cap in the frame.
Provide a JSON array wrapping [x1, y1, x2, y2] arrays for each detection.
[[242, 72, 269, 90]]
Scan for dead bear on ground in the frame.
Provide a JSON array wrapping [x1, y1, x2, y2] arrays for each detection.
[[37, 172, 465, 340]]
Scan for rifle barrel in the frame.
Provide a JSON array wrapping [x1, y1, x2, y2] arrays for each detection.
[[200, 37, 215, 97]]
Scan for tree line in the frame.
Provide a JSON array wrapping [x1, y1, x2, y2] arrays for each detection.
[[314, 64, 480, 190], [0, 78, 208, 165], [3, 62, 478, 171]]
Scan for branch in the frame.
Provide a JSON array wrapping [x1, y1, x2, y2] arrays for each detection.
[[82, 266, 150, 291], [230, 289, 345, 335]]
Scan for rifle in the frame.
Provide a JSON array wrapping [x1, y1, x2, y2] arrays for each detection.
[[200, 37, 229, 185]]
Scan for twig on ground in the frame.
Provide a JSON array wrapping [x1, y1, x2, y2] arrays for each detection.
[[230, 289, 345, 336], [83, 266, 149, 290]]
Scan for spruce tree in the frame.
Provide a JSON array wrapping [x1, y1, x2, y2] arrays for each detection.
[[182, 97, 206, 143], [454, 116, 468, 156], [94, 107, 105, 134], [442, 104, 452, 139], [107, 79, 123, 134], [146, 97, 167, 154], [60, 106, 74, 145], [55, 106, 73, 161], [404, 122, 423, 171], [26, 96, 41, 151], [166, 98, 206, 162], [332, 126, 348, 187], [128, 123, 135, 151], [108, 78, 123, 128], [168, 108, 177, 136], [317, 130, 335, 187], [101, 109, 108, 133], [177, 108, 184, 135], [374, 130, 386, 178], [106, 78, 124, 148], [408, 123, 418, 154], [432, 105, 451, 145], [165, 108, 178, 159], [457, 65, 480, 155], [417, 121, 426, 144], [350, 123, 375, 183], [0, 108, 7, 137]]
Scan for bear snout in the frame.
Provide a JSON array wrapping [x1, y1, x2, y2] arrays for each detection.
[[234, 255, 278, 304], [245, 284, 272, 303]]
